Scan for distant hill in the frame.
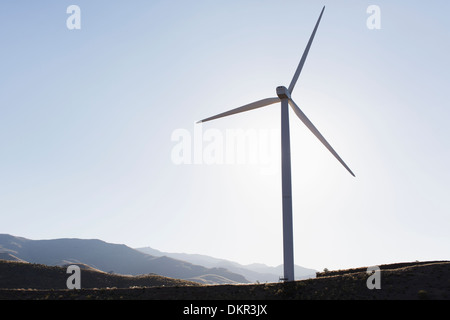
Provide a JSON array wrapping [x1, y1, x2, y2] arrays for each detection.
[[136, 247, 317, 282], [0, 234, 247, 284], [0, 260, 200, 290]]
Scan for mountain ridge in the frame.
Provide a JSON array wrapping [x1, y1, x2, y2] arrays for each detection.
[[136, 246, 317, 283], [0, 234, 247, 284], [0, 234, 317, 284]]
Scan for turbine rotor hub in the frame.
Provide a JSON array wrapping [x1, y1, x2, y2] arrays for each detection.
[[276, 86, 291, 100]]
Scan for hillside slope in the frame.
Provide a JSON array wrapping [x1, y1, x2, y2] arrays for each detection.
[[0, 261, 448, 300], [0, 260, 201, 290]]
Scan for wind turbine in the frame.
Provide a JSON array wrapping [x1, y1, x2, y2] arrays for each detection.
[[197, 6, 355, 282]]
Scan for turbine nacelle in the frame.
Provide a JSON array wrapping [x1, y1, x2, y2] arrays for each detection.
[[276, 86, 291, 100]]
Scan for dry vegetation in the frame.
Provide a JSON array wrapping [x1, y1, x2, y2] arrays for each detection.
[[0, 260, 200, 290], [0, 260, 449, 300]]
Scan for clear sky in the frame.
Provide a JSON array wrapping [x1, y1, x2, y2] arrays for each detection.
[[1, 1, 449, 272]]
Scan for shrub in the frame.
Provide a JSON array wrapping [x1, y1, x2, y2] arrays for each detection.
[[417, 290, 428, 300]]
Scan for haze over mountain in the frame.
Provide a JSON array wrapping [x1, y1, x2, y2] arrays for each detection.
[[0, 234, 247, 284], [137, 247, 317, 282]]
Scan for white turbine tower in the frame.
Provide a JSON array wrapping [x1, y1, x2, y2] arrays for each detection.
[[197, 6, 355, 282]]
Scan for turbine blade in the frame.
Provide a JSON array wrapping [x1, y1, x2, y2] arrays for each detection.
[[288, 99, 355, 177], [197, 97, 280, 124], [288, 6, 325, 94]]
